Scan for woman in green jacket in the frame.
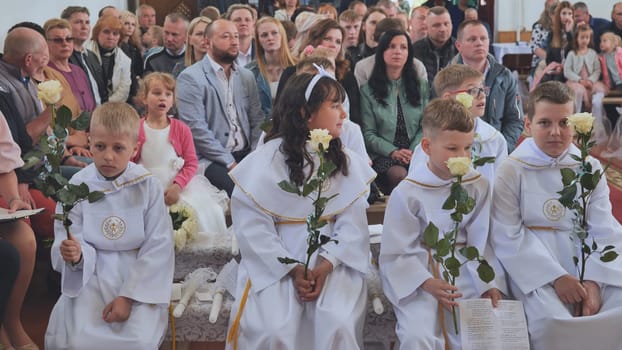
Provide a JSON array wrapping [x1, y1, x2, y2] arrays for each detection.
[[360, 29, 428, 194]]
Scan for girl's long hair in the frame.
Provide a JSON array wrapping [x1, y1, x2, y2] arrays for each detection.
[[368, 29, 422, 107], [255, 17, 296, 79], [551, 1, 573, 49], [266, 73, 348, 186]]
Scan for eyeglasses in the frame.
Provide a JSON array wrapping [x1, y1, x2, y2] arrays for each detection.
[[47, 37, 75, 44], [450, 86, 491, 98]]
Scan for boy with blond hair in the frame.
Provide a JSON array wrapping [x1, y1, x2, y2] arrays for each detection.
[[411, 64, 507, 183], [380, 98, 507, 349], [46, 102, 174, 349]]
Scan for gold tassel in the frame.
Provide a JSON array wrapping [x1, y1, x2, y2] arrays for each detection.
[[227, 278, 251, 350], [427, 249, 451, 350]]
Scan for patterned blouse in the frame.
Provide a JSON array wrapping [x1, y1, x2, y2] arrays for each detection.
[[529, 23, 550, 68]]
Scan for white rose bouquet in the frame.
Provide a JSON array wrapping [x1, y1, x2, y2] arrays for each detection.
[[169, 202, 199, 251], [24, 80, 103, 239], [423, 156, 495, 334], [557, 113, 617, 304], [277, 129, 339, 278]]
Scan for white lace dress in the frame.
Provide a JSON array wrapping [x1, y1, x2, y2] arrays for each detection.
[[139, 124, 229, 237]]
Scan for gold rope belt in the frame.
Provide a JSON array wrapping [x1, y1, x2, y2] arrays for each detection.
[[227, 278, 252, 350], [425, 242, 466, 350], [274, 217, 336, 225], [526, 226, 558, 231]]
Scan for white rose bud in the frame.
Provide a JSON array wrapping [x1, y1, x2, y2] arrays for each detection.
[[446, 157, 471, 177], [567, 112, 594, 135], [308, 128, 332, 153], [174, 230, 187, 251], [37, 80, 63, 105], [455, 92, 473, 109]]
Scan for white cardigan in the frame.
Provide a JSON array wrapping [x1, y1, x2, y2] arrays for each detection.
[[87, 41, 132, 102], [563, 48, 602, 83]]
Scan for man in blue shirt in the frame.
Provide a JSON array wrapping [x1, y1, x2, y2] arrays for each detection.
[[573, 2, 611, 52]]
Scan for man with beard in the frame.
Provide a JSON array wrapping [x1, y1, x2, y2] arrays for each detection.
[[176, 19, 264, 197]]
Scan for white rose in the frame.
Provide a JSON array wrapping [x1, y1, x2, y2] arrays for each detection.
[[446, 157, 471, 177], [37, 80, 63, 105], [169, 203, 181, 213], [308, 129, 332, 153], [455, 92, 473, 109], [567, 112, 594, 134], [173, 229, 187, 251]]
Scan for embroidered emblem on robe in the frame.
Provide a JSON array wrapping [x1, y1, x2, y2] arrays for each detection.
[[102, 216, 126, 240], [543, 199, 565, 221]]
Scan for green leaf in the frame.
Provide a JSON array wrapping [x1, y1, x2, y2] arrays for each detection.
[[56, 106, 73, 126], [558, 185, 577, 208], [450, 212, 463, 223], [592, 170, 602, 189], [57, 189, 76, 205], [436, 238, 451, 256], [74, 183, 90, 198], [573, 256, 579, 266], [87, 191, 105, 203], [463, 197, 476, 214], [302, 179, 319, 197], [570, 154, 583, 162], [459, 246, 480, 260], [472, 156, 495, 168], [442, 194, 456, 210], [560, 168, 577, 186], [581, 173, 596, 191], [442, 270, 450, 282], [278, 180, 301, 195], [259, 119, 273, 133], [445, 256, 460, 270], [277, 257, 303, 265], [592, 240, 598, 251], [53, 124, 68, 139], [582, 242, 591, 255], [477, 261, 495, 283], [449, 267, 460, 278], [600, 251, 619, 262], [54, 213, 64, 221], [603, 245, 615, 251], [70, 111, 91, 130], [321, 160, 337, 177], [423, 222, 439, 248]]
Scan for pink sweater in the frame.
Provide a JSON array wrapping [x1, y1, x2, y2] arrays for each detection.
[[600, 47, 622, 89], [133, 117, 198, 189]]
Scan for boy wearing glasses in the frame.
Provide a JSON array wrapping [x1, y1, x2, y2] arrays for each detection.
[[411, 64, 507, 184]]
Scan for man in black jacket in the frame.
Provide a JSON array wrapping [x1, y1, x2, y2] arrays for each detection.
[[61, 6, 108, 103], [412, 6, 456, 89]]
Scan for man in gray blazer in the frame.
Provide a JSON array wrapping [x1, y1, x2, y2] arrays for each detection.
[[176, 19, 264, 197]]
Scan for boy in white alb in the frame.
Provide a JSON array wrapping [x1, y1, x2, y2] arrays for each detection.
[[491, 81, 622, 350], [380, 98, 507, 349], [410, 64, 507, 184], [45, 102, 174, 350]]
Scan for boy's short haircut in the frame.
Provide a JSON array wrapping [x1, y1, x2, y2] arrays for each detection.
[[434, 64, 483, 96], [296, 56, 335, 73], [348, 0, 365, 10], [147, 25, 164, 46], [422, 98, 474, 137], [60, 6, 90, 20], [280, 20, 297, 42], [527, 81, 574, 120], [339, 9, 361, 23], [91, 102, 140, 140]]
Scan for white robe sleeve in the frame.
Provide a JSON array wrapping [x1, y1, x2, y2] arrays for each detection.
[[118, 178, 174, 305], [583, 159, 622, 287], [379, 183, 432, 303], [231, 187, 299, 293], [51, 200, 97, 298], [320, 196, 370, 275], [490, 161, 567, 294]]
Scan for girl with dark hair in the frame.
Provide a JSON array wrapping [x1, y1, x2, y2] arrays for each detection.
[[361, 29, 428, 194], [228, 73, 375, 350], [277, 19, 362, 123]]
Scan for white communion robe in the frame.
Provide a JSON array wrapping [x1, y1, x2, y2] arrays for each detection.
[[409, 118, 508, 185], [490, 138, 622, 350], [45, 163, 174, 350], [226, 138, 376, 350], [380, 160, 508, 350]]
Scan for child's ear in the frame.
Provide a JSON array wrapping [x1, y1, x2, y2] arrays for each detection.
[[441, 92, 452, 99], [421, 137, 431, 156], [524, 117, 532, 137]]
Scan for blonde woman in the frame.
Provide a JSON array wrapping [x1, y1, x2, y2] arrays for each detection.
[[185, 16, 212, 67], [119, 10, 144, 103], [246, 17, 296, 118]]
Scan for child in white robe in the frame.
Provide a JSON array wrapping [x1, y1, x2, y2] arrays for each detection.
[[410, 64, 508, 184], [45, 102, 174, 350], [380, 98, 507, 349], [132, 72, 228, 238], [226, 72, 376, 350], [491, 81, 622, 350]]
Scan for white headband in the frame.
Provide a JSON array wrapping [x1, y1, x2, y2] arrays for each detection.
[[304, 63, 336, 102]]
